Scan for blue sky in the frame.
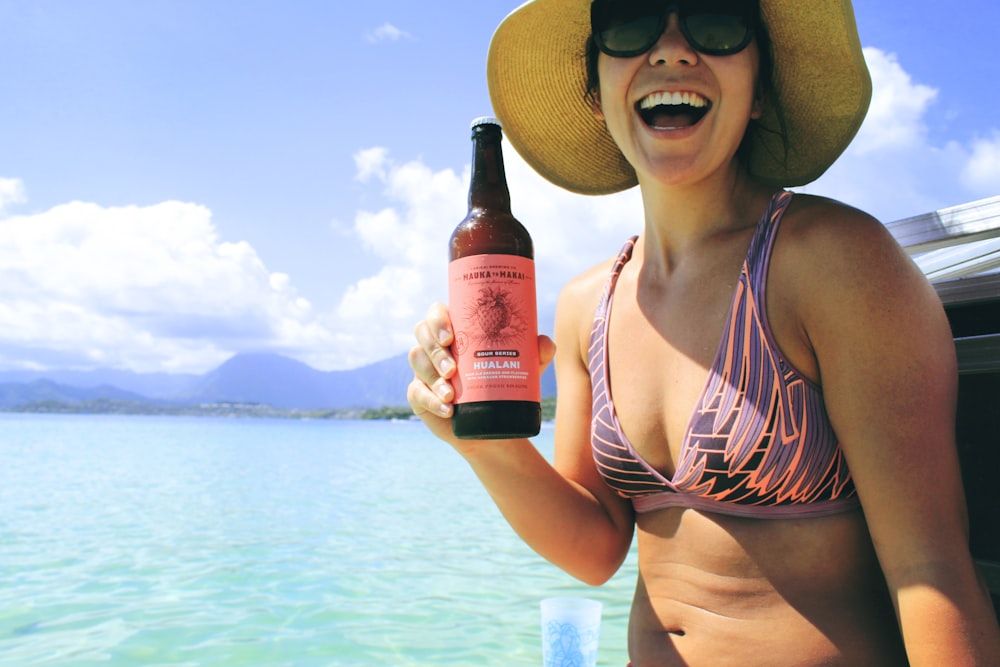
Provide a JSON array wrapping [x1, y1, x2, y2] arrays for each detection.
[[0, 0, 998, 374]]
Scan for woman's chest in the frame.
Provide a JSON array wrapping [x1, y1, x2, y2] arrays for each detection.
[[605, 274, 739, 476]]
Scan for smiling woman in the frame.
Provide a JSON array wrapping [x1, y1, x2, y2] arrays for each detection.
[[406, 0, 1000, 664]]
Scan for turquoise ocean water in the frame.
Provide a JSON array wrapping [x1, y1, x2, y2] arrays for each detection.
[[0, 414, 638, 666]]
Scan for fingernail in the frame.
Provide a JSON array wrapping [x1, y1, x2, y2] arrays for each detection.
[[439, 358, 454, 376], [436, 382, 452, 401], [438, 329, 451, 345]]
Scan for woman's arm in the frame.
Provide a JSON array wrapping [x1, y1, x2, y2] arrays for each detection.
[[787, 198, 1000, 665], [406, 272, 634, 585]]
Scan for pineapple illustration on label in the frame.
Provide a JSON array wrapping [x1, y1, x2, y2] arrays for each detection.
[[477, 287, 512, 337], [469, 286, 528, 347]]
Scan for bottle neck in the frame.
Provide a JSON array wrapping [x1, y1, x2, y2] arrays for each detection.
[[468, 126, 511, 213]]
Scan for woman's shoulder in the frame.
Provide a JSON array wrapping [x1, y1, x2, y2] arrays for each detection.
[[783, 192, 887, 241], [777, 191, 939, 319], [778, 192, 905, 274]]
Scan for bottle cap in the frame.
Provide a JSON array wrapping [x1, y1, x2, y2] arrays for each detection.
[[470, 116, 502, 130]]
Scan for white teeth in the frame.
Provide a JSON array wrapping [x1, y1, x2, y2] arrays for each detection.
[[639, 91, 708, 109]]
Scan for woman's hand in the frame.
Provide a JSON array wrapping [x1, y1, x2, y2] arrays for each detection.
[[407, 302, 459, 442], [406, 302, 556, 445]]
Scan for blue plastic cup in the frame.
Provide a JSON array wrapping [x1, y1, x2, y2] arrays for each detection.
[[540, 597, 602, 667]]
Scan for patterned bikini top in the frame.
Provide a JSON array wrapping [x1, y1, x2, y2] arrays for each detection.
[[589, 191, 859, 519]]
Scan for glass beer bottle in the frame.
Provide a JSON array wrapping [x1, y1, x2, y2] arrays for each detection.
[[448, 117, 541, 439]]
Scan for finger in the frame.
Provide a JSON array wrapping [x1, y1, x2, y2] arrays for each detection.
[[538, 335, 557, 373], [424, 302, 455, 376], [413, 309, 456, 380], [407, 374, 453, 419], [425, 301, 453, 342], [408, 344, 455, 405]]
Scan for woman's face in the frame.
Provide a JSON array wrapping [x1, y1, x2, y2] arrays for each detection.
[[592, 12, 762, 188]]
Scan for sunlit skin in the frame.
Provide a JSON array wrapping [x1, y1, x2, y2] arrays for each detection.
[[408, 9, 1000, 667]]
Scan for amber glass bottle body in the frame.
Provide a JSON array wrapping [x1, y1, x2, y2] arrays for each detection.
[[448, 118, 540, 439]]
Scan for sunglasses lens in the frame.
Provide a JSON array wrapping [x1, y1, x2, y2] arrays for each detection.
[[598, 15, 664, 56], [684, 13, 751, 54]]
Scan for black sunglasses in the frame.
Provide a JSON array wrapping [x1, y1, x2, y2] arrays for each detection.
[[591, 0, 757, 58]]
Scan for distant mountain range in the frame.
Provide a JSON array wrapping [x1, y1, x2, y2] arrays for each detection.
[[0, 352, 557, 412]]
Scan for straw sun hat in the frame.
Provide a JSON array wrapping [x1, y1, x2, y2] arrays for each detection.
[[487, 0, 872, 194]]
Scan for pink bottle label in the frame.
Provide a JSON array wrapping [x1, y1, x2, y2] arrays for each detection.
[[448, 254, 540, 405]]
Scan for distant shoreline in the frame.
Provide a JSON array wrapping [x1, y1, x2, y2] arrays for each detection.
[[3, 396, 558, 421], [2, 399, 416, 420]]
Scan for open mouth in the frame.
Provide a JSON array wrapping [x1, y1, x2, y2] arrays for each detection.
[[637, 91, 710, 130]]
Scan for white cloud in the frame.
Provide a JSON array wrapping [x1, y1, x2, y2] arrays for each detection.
[[331, 151, 465, 365], [962, 131, 1000, 193], [0, 177, 27, 215], [364, 23, 412, 44], [0, 198, 340, 373], [354, 146, 391, 183], [801, 47, 999, 221], [851, 48, 938, 155]]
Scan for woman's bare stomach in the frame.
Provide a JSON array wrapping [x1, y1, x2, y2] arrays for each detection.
[[627, 508, 907, 667]]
